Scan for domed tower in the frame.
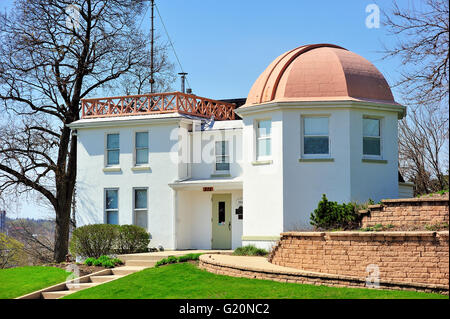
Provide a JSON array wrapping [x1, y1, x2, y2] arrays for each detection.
[[235, 44, 405, 249]]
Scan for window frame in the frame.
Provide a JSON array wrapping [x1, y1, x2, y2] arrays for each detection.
[[134, 131, 150, 167], [105, 132, 120, 167], [362, 116, 383, 159], [255, 119, 272, 161], [104, 188, 119, 225], [133, 187, 148, 229], [214, 140, 230, 173], [301, 116, 331, 159]]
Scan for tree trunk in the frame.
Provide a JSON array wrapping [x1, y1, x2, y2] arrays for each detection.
[[53, 126, 77, 263], [54, 204, 71, 262]]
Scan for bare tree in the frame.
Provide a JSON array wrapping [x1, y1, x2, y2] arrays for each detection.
[[399, 105, 449, 194], [383, 0, 449, 107], [383, 0, 449, 194], [0, 0, 174, 262], [0, 232, 26, 268], [8, 218, 55, 264], [120, 35, 175, 95]]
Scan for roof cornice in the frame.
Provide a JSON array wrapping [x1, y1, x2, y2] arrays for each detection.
[[235, 100, 406, 119], [67, 114, 195, 129]]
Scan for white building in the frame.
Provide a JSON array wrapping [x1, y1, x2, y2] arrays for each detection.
[[70, 44, 411, 251]]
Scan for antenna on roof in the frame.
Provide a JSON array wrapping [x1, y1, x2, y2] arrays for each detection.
[[149, 0, 155, 93]]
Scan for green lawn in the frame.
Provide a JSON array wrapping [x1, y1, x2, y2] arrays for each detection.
[[65, 263, 447, 299], [0, 266, 71, 299]]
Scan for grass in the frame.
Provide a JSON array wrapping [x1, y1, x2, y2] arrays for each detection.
[[0, 266, 71, 299], [155, 253, 203, 267], [233, 245, 268, 256], [65, 262, 446, 299]]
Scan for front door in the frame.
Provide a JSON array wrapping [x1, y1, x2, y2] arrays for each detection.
[[211, 194, 232, 249]]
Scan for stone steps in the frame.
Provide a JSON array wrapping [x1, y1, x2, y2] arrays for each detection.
[[125, 260, 157, 267], [112, 266, 147, 276], [66, 282, 100, 291], [19, 250, 230, 299], [42, 291, 74, 299], [89, 274, 123, 283]]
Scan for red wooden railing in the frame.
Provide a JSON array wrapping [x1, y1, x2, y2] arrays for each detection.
[[81, 92, 235, 121]]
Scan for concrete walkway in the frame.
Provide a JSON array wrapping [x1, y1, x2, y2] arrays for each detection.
[[200, 254, 331, 277]]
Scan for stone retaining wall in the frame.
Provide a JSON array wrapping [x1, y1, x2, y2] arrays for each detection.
[[360, 197, 449, 229], [268, 231, 449, 289], [199, 254, 448, 294]]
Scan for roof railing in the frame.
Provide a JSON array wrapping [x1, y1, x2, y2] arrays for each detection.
[[81, 91, 236, 121]]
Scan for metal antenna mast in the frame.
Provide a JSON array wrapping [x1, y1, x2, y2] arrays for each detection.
[[149, 0, 155, 93]]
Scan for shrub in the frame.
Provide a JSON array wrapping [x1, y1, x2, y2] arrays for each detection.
[[177, 253, 202, 262], [233, 245, 268, 256], [92, 259, 102, 267], [309, 194, 360, 230], [116, 225, 150, 254], [70, 224, 151, 258], [84, 255, 123, 268], [84, 257, 96, 266], [70, 224, 119, 258], [167, 256, 178, 264], [102, 260, 115, 268], [111, 258, 124, 266], [155, 258, 168, 267], [155, 253, 204, 267]]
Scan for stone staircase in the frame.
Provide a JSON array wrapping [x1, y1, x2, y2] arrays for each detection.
[[17, 254, 162, 299], [17, 250, 231, 299]]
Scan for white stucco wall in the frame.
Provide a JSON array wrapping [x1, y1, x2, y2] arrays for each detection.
[[281, 109, 352, 231], [241, 111, 285, 242], [237, 103, 402, 244], [189, 125, 243, 179], [74, 101, 402, 251], [176, 190, 243, 249], [349, 109, 399, 202], [75, 120, 180, 250]]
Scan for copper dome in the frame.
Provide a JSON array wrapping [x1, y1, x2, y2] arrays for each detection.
[[244, 44, 396, 106]]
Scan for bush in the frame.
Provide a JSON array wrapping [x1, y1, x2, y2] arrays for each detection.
[[177, 253, 202, 262], [233, 245, 268, 256], [84, 257, 96, 266], [309, 194, 360, 230], [70, 224, 151, 258], [84, 255, 123, 268], [116, 225, 150, 255], [70, 224, 119, 258], [155, 253, 204, 267]]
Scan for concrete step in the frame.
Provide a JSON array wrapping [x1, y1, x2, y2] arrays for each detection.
[[41, 290, 74, 299], [112, 266, 146, 276], [66, 282, 100, 291], [125, 260, 157, 267], [117, 254, 167, 262], [90, 275, 122, 283]]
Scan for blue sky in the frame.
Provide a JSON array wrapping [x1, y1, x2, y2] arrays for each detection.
[[153, 0, 404, 100], [1, 0, 407, 100], [0, 0, 412, 218]]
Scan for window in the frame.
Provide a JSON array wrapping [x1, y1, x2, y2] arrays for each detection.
[[135, 132, 149, 165], [134, 188, 148, 229], [303, 117, 329, 156], [106, 133, 120, 166], [215, 141, 230, 172], [105, 189, 118, 225], [256, 120, 271, 159], [218, 201, 225, 225], [363, 118, 381, 156]]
